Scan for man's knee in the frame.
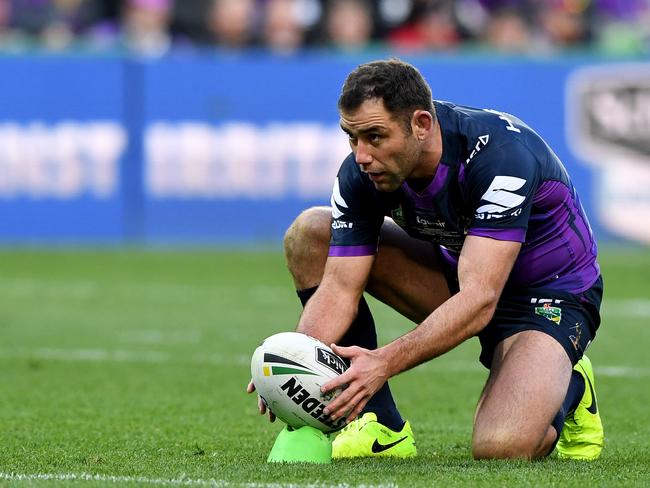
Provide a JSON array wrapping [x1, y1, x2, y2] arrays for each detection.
[[284, 207, 331, 259], [472, 429, 540, 460], [472, 423, 556, 460], [284, 207, 331, 287]]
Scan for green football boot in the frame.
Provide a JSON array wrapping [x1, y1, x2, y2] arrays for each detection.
[[556, 355, 604, 460], [332, 412, 417, 459]]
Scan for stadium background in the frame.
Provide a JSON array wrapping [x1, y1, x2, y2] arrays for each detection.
[[1, 1, 650, 487], [1, 0, 650, 246]]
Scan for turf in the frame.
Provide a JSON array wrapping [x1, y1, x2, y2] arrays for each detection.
[[0, 247, 649, 487]]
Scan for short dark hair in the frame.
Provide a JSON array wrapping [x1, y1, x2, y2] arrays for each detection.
[[338, 59, 435, 133]]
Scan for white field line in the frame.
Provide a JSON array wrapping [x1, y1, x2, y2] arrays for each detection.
[[0, 347, 249, 366], [1, 346, 649, 379], [0, 278, 288, 302], [119, 329, 203, 345], [601, 298, 650, 318], [0, 472, 396, 488], [413, 361, 650, 378], [0, 276, 648, 316]]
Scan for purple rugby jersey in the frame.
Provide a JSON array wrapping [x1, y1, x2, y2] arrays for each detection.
[[328, 101, 600, 294]]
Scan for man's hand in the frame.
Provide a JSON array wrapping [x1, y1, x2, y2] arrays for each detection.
[[246, 380, 276, 423], [321, 344, 390, 423]]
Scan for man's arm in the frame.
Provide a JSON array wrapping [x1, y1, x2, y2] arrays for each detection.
[[297, 254, 375, 344], [247, 252, 374, 421], [323, 235, 521, 422]]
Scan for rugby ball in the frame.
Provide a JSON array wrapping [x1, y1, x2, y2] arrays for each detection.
[[250, 332, 348, 433]]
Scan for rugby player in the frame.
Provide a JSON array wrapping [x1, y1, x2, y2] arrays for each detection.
[[250, 58, 604, 460]]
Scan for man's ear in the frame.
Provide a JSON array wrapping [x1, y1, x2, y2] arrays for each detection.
[[411, 110, 434, 140]]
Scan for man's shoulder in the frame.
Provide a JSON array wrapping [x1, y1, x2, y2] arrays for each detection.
[[436, 102, 552, 181], [436, 100, 536, 153], [337, 152, 371, 190]]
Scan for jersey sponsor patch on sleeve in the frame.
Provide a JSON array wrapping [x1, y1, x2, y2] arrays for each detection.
[[328, 158, 383, 252], [475, 175, 527, 220], [330, 177, 355, 229], [330, 177, 348, 219]]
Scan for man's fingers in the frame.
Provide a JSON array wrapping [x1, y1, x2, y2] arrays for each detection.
[[330, 391, 367, 422], [331, 343, 360, 359], [321, 372, 349, 394], [257, 396, 266, 414], [323, 379, 358, 417], [249, 378, 275, 423], [326, 392, 370, 422], [345, 393, 369, 423], [257, 395, 276, 422]]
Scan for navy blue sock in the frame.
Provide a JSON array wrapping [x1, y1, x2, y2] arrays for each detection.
[[297, 286, 405, 431], [550, 370, 586, 450]]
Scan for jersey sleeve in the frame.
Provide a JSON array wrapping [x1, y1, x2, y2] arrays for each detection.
[[329, 155, 384, 257], [465, 140, 541, 243]]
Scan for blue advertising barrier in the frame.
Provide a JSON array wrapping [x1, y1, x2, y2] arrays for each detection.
[[0, 56, 127, 243], [0, 53, 646, 245]]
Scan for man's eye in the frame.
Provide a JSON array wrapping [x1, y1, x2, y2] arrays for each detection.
[[369, 134, 381, 143], [348, 136, 358, 145]]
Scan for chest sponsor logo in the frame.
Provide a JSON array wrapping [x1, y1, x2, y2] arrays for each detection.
[[391, 204, 470, 251], [391, 206, 406, 226], [412, 210, 451, 237], [416, 215, 445, 228], [403, 208, 467, 249]]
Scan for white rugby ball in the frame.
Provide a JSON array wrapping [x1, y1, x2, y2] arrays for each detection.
[[250, 332, 348, 433]]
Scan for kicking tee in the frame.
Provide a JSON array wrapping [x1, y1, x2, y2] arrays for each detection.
[[329, 101, 600, 294]]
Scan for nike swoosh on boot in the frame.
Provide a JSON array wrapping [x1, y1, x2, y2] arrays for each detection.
[[371, 436, 407, 453]]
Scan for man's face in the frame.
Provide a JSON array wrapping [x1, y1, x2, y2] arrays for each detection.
[[339, 98, 421, 192]]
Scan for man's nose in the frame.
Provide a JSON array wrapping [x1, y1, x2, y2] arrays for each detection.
[[355, 140, 372, 165]]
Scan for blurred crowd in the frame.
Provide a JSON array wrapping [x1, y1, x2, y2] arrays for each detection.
[[0, 0, 648, 56]]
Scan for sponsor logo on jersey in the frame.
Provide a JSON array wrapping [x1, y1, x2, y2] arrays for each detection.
[[416, 215, 446, 228], [316, 347, 347, 375], [534, 303, 562, 324], [569, 322, 583, 352], [331, 220, 353, 230], [331, 177, 349, 219], [475, 175, 527, 219], [466, 134, 490, 164], [391, 206, 406, 226], [484, 109, 522, 133], [531, 298, 564, 324], [530, 298, 564, 304]]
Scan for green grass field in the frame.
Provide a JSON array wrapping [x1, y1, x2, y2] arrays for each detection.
[[1, 247, 649, 487]]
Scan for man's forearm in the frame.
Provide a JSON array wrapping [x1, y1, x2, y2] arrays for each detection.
[[296, 283, 361, 344], [380, 286, 497, 377]]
